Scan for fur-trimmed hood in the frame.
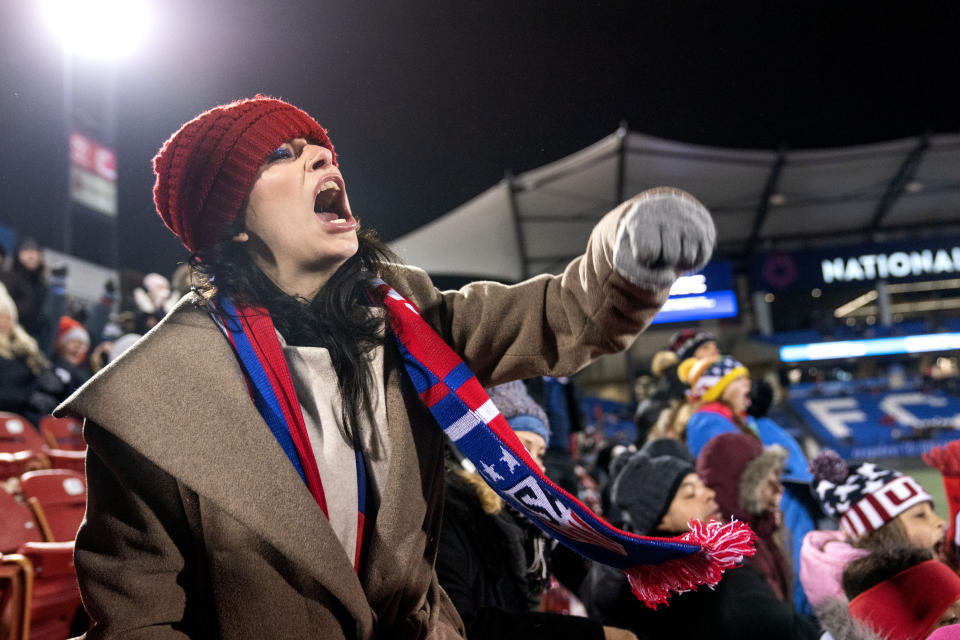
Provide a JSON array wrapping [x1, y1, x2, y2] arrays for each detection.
[[740, 443, 788, 515], [815, 597, 885, 640], [697, 431, 786, 535]]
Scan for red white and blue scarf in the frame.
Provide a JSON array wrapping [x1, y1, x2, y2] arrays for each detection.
[[213, 295, 368, 572], [215, 280, 756, 606]]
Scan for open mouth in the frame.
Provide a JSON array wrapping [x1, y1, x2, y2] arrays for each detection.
[[313, 176, 352, 224], [934, 538, 946, 560]]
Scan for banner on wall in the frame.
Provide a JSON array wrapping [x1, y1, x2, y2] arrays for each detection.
[[69, 132, 117, 216], [790, 390, 960, 459], [751, 238, 960, 293]]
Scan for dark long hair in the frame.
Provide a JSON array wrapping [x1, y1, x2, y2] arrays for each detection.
[[190, 225, 399, 440]]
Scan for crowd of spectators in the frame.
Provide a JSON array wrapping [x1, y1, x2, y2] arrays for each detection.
[[426, 325, 960, 640], [3, 237, 960, 639], [568, 330, 957, 639], [0, 237, 192, 422]]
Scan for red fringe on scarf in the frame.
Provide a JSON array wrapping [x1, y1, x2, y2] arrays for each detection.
[[623, 519, 758, 608]]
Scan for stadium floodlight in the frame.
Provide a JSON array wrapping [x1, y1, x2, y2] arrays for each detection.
[[42, 0, 148, 59], [780, 332, 960, 362]]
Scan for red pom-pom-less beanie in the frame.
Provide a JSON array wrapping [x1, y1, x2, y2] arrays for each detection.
[[152, 95, 335, 254]]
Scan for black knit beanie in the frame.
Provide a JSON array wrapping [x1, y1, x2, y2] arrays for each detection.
[[612, 450, 694, 536]]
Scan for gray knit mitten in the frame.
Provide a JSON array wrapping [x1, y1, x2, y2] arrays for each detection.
[[613, 187, 716, 290]]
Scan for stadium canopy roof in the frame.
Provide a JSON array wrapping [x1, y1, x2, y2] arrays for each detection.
[[389, 130, 960, 283]]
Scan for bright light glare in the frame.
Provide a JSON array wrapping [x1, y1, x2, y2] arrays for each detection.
[[780, 332, 960, 362], [43, 0, 148, 59]]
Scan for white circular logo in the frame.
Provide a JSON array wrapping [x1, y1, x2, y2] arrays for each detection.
[[63, 478, 85, 496]]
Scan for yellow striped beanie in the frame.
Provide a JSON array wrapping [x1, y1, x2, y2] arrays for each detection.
[[677, 355, 749, 403]]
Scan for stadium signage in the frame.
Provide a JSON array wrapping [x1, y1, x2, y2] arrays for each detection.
[[752, 238, 960, 291], [821, 248, 960, 284], [69, 131, 117, 217], [789, 390, 960, 460], [650, 260, 738, 324]]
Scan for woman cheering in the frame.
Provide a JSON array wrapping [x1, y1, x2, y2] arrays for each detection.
[[57, 95, 718, 639]]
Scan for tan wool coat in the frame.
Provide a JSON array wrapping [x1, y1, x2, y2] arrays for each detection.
[[56, 202, 669, 639]]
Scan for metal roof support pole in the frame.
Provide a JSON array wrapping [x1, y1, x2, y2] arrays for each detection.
[[876, 280, 893, 327], [616, 121, 628, 204], [869, 133, 930, 232], [753, 291, 774, 336], [504, 172, 529, 281], [614, 123, 640, 405], [746, 146, 787, 257], [614, 120, 637, 403]]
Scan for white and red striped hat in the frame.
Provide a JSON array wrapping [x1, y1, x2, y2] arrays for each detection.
[[811, 450, 932, 540]]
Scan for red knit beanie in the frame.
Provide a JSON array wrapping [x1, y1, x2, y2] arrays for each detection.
[[152, 95, 336, 254]]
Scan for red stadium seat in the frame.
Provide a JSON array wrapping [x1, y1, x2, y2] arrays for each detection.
[[0, 414, 42, 455], [0, 415, 48, 480], [0, 552, 33, 640], [36, 417, 85, 452], [43, 450, 85, 476], [0, 452, 47, 483], [0, 490, 43, 554], [18, 471, 86, 543], [16, 542, 81, 640]]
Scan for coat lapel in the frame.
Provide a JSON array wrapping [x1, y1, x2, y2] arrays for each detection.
[[57, 296, 374, 635], [360, 338, 445, 620]]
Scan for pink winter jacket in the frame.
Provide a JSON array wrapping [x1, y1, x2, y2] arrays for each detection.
[[799, 529, 869, 608]]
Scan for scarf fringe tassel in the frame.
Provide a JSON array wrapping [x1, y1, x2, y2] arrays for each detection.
[[623, 519, 758, 608]]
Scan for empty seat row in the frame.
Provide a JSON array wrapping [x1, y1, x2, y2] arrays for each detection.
[[1, 415, 88, 639], [1, 542, 82, 640], [0, 413, 86, 480], [1, 465, 87, 640]]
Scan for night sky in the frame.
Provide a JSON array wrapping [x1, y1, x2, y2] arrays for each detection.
[[1, 0, 957, 275]]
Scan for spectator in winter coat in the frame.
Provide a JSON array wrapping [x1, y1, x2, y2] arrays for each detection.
[[635, 328, 717, 442], [581, 437, 818, 640], [522, 375, 585, 498], [437, 381, 635, 640], [698, 431, 793, 600], [131, 272, 175, 331], [0, 283, 57, 424], [800, 450, 945, 638], [681, 354, 818, 613], [748, 376, 821, 616], [0, 237, 48, 342]]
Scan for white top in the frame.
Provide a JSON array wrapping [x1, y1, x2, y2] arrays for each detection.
[[281, 333, 389, 567]]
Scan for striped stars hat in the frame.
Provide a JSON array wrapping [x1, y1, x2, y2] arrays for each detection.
[[810, 450, 933, 540]]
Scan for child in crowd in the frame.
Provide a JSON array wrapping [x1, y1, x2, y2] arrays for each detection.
[[581, 436, 818, 639], [51, 315, 92, 397], [800, 450, 946, 635]]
